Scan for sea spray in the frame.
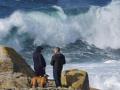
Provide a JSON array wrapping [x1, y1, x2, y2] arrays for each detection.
[[0, 1, 120, 50]]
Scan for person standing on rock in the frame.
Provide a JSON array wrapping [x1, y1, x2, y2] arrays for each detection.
[[33, 46, 46, 76], [50, 47, 66, 88]]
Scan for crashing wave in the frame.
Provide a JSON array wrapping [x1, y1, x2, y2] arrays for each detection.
[[0, 0, 120, 51]]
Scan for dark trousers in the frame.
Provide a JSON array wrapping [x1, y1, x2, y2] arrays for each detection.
[[53, 68, 62, 87], [34, 68, 45, 76]]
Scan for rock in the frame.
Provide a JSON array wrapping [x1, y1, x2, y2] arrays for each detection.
[[90, 88, 100, 90], [47, 80, 99, 90], [0, 46, 34, 88], [0, 46, 99, 90], [61, 69, 90, 90]]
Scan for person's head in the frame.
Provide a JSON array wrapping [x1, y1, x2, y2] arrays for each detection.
[[35, 46, 43, 53], [53, 47, 61, 54]]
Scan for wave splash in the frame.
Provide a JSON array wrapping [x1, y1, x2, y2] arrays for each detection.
[[0, 0, 120, 50]]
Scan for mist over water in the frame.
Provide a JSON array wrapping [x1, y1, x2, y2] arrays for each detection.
[[0, 0, 120, 90]]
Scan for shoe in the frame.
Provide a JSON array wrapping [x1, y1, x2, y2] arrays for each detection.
[[57, 86, 61, 88]]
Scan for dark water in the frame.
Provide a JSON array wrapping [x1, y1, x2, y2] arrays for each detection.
[[0, 0, 112, 17], [0, 0, 120, 64]]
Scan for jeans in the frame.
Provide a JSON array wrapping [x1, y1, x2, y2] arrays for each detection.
[[53, 68, 62, 87]]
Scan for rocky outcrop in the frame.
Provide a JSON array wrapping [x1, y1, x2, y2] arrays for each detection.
[[61, 69, 90, 90], [0, 46, 99, 90], [0, 46, 34, 88]]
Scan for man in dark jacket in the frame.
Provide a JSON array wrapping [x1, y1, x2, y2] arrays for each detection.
[[33, 46, 46, 76], [50, 47, 66, 87]]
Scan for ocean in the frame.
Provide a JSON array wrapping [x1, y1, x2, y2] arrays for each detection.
[[0, 0, 120, 90]]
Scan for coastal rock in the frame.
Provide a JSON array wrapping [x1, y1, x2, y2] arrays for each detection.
[[0, 46, 34, 88], [61, 69, 90, 90]]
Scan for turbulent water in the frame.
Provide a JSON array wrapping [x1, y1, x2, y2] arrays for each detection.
[[0, 0, 120, 90]]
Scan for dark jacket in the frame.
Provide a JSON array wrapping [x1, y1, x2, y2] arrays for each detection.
[[33, 52, 46, 71], [51, 53, 66, 70]]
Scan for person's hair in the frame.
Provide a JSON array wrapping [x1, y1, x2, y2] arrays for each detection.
[[36, 46, 43, 53], [55, 47, 60, 52]]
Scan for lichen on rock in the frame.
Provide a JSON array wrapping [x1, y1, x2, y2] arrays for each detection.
[[0, 46, 34, 88], [61, 69, 90, 90]]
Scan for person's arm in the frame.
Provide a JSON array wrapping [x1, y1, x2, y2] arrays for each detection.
[[42, 55, 46, 67], [62, 55, 66, 65], [50, 55, 55, 66]]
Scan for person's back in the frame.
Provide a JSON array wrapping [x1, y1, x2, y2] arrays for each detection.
[[51, 53, 65, 70]]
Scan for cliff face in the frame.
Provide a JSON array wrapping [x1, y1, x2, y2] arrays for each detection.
[[0, 46, 34, 88]]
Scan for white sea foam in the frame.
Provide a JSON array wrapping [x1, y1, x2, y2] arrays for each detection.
[[45, 63, 120, 90], [104, 60, 117, 63], [0, 0, 120, 50]]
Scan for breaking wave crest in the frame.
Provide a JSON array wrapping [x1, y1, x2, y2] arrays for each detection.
[[0, 0, 120, 51]]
